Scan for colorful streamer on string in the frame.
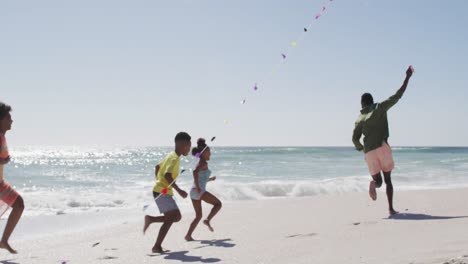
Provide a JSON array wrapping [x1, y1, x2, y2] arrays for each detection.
[[238, 0, 335, 108], [145, 2, 337, 209]]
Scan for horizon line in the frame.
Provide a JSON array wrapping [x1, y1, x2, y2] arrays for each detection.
[[8, 145, 468, 148]]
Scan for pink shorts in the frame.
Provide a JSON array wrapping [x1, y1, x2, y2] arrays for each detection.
[[365, 142, 395, 176]]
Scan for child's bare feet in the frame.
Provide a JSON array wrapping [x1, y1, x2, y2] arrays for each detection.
[[152, 246, 170, 254], [369, 181, 377, 201], [203, 220, 214, 232], [0, 241, 17, 254], [143, 215, 152, 234], [185, 235, 195, 241]]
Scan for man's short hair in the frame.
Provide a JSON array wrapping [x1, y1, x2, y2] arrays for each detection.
[[361, 93, 374, 107]]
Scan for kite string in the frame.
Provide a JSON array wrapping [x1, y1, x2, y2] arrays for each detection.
[[147, 1, 335, 209], [210, 1, 336, 188], [240, 0, 335, 107]]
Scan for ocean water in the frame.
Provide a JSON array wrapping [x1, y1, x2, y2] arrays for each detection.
[[3, 146, 468, 216]]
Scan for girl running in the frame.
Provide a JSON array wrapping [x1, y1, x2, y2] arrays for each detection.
[[185, 138, 222, 241]]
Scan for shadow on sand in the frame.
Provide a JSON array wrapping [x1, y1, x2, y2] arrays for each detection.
[[148, 251, 221, 263], [0, 260, 19, 264], [387, 213, 468, 220], [198, 239, 236, 248]]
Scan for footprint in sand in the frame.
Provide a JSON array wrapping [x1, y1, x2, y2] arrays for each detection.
[[352, 221, 377, 226], [98, 256, 118, 260], [286, 233, 318, 238]]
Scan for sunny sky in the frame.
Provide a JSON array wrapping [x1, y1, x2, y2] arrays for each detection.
[[1, 0, 467, 146]]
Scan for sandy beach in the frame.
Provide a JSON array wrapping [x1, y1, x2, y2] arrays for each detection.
[[0, 188, 467, 264], [1, 0, 468, 262]]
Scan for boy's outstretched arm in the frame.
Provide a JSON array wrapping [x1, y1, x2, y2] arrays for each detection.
[[164, 173, 188, 198]]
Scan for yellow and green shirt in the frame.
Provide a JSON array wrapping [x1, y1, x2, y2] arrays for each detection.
[[153, 151, 181, 196]]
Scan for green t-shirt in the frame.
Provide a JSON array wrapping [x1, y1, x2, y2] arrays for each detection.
[[352, 88, 405, 153]]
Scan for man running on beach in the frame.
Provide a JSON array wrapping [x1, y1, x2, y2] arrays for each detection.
[[352, 66, 414, 215]]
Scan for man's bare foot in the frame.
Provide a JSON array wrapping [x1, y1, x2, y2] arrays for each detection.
[[389, 209, 399, 216], [152, 246, 170, 254], [203, 220, 214, 232], [0, 241, 17, 254], [185, 235, 195, 241], [369, 181, 377, 201], [143, 215, 152, 234]]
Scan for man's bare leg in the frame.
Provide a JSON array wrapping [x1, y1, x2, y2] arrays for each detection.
[[369, 173, 383, 201], [383, 171, 398, 215]]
